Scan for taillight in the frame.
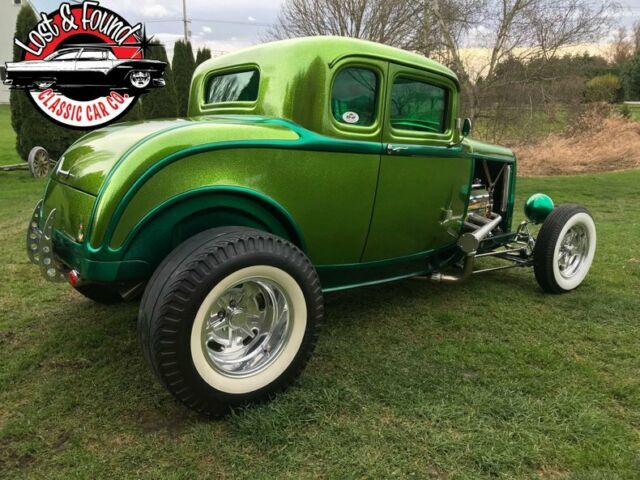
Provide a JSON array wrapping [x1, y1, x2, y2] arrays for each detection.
[[69, 269, 80, 286]]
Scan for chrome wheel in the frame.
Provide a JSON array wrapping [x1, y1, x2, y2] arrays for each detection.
[[200, 277, 292, 378], [129, 71, 151, 89], [557, 224, 589, 279]]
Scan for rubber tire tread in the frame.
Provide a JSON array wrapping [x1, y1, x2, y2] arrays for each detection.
[[533, 204, 592, 294], [137, 227, 323, 417]]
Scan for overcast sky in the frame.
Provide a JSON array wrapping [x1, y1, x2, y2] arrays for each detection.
[[29, 0, 640, 57]]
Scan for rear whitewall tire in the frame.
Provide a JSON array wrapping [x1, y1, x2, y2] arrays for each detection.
[[190, 265, 308, 395], [138, 227, 323, 417]]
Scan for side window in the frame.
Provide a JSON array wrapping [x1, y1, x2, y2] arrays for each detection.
[[331, 67, 378, 126], [390, 77, 448, 133], [53, 50, 79, 61], [205, 69, 260, 104], [78, 50, 104, 60]]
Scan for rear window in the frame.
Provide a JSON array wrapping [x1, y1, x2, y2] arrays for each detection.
[[205, 69, 260, 104], [331, 67, 378, 126]]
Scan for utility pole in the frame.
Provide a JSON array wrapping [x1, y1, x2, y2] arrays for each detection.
[[182, 0, 189, 42]]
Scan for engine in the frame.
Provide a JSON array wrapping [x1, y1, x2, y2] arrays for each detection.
[[464, 160, 512, 232], [467, 180, 492, 218]]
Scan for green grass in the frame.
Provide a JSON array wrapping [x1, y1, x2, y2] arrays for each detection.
[[1, 105, 639, 479], [616, 103, 640, 122], [0, 104, 20, 166]]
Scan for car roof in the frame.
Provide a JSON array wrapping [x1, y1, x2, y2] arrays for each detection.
[[196, 36, 458, 85], [55, 46, 110, 53]]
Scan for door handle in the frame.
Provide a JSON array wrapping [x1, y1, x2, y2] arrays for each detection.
[[386, 144, 409, 154]]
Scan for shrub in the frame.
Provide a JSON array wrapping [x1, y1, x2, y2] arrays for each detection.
[[621, 53, 640, 101], [584, 74, 622, 103]]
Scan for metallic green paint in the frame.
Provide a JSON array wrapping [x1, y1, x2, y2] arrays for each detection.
[[41, 179, 94, 242], [525, 193, 555, 224], [35, 36, 520, 292], [111, 148, 379, 264], [190, 37, 459, 140]]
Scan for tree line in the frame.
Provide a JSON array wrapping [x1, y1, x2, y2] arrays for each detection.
[[10, 6, 212, 161], [269, 0, 638, 142]]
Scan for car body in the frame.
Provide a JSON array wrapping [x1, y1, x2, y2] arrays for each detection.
[[2, 46, 165, 92], [25, 37, 596, 415]]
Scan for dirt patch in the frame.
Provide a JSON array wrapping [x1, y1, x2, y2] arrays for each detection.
[[514, 115, 640, 176]]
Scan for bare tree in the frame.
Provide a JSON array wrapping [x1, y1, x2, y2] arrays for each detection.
[[423, 0, 618, 119], [610, 27, 634, 65], [267, 0, 422, 48], [633, 21, 640, 53]]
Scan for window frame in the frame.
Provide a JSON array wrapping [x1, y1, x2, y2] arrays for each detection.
[[389, 75, 450, 135], [330, 65, 380, 129], [328, 61, 386, 138], [202, 64, 261, 108], [385, 66, 456, 145]]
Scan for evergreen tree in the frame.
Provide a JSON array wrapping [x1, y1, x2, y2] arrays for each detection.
[[141, 43, 178, 119], [172, 40, 196, 117], [118, 100, 145, 123], [11, 6, 81, 161], [10, 6, 37, 146], [195, 47, 212, 66]]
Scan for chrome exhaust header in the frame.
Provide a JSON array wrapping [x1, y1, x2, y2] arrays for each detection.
[[429, 213, 502, 284], [457, 213, 503, 254]]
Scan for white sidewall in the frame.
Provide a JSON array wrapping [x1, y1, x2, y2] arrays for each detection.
[[551, 212, 596, 291], [190, 265, 307, 395]]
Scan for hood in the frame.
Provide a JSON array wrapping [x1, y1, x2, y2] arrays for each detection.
[[53, 116, 299, 195], [463, 137, 515, 161]]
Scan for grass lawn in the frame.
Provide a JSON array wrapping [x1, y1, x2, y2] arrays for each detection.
[[0, 104, 20, 166], [1, 104, 639, 479], [618, 103, 640, 122]]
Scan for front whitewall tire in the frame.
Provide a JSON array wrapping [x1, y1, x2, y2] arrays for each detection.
[[534, 205, 596, 293]]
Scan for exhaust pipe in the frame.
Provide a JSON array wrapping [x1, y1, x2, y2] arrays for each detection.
[[430, 213, 502, 284]]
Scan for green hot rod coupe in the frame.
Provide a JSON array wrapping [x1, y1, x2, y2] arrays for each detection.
[[26, 37, 596, 416]]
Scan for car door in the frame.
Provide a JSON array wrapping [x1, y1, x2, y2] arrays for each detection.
[[361, 63, 472, 262]]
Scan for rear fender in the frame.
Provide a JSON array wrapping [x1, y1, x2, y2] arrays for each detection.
[[118, 187, 306, 275]]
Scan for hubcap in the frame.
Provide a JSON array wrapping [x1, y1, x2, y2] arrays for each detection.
[[130, 71, 151, 88], [558, 224, 589, 279], [200, 278, 292, 377], [35, 80, 54, 89]]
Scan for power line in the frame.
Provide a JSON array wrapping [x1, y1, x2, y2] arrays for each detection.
[[142, 19, 271, 28]]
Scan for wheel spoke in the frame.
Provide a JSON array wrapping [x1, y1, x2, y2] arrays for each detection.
[[557, 224, 590, 279], [200, 277, 292, 377]]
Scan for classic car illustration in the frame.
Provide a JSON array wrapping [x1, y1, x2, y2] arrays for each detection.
[[1, 46, 166, 92], [25, 37, 596, 416]]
